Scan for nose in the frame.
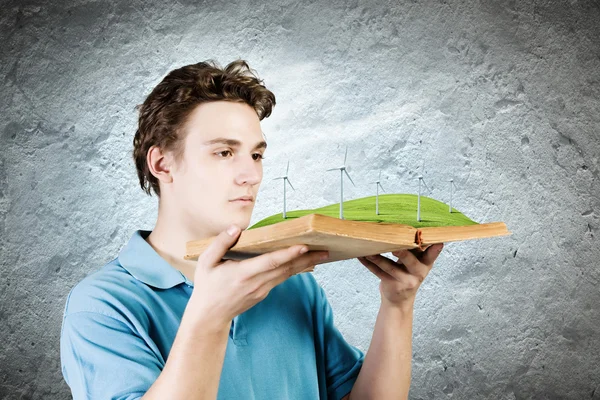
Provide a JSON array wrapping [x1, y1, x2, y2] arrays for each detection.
[[234, 154, 262, 186]]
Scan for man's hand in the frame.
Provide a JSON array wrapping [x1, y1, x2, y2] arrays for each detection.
[[357, 243, 444, 308], [191, 224, 329, 329]]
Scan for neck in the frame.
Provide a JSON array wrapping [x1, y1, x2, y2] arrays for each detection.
[[145, 199, 216, 283]]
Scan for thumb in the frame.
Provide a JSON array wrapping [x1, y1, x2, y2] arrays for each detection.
[[197, 224, 241, 267]]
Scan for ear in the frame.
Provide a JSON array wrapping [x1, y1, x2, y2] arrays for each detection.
[[147, 145, 175, 185]]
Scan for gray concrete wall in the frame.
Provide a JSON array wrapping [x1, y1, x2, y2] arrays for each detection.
[[1, 0, 599, 398]]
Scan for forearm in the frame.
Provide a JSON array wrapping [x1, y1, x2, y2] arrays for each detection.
[[350, 299, 415, 400], [142, 295, 230, 400]]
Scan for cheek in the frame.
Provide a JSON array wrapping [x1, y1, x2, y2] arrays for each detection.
[[178, 161, 212, 192], [193, 164, 230, 197]]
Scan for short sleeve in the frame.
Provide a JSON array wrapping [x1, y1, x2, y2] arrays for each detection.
[[316, 284, 365, 400], [60, 311, 162, 400]]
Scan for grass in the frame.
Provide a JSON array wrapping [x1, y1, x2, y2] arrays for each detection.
[[248, 193, 479, 230]]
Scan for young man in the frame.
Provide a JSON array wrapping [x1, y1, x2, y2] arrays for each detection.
[[60, 59, 443, 399]]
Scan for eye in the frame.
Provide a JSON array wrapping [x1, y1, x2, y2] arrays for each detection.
[[253, 153, 265, 161], [216, 150, 233, 157]]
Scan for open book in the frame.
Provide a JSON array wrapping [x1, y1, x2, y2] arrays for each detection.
[[184, 213, 511, 264]]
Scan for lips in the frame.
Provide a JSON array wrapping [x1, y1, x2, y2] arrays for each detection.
[[231, 196, 254, 202]]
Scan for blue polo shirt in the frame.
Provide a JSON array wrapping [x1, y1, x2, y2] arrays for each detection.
[[60, 229, 364, 399]]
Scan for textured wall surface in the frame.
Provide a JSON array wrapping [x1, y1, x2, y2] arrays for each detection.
[[1, 0, 599, 399]]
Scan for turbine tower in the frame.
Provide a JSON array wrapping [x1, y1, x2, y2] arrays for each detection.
[[370, 169, 385, 215], [326, 145, 356, 220], [272, 160, 295, 219], [449, 178, 458, 213], [417, 161, 432, 222]]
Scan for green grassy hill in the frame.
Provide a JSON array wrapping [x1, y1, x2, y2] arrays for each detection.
[[248, 193, 478, 230]]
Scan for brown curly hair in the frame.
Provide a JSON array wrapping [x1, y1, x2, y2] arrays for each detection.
[[132, 59, 276, 197]]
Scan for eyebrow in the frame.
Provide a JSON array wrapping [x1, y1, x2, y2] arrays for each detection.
[[203, 137, 267, 150]]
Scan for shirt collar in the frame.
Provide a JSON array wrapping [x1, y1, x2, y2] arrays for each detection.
[[118, 230, 186, 289]]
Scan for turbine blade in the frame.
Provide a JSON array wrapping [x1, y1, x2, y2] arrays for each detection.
[[378, 182, 385, 192], [422, 178, 431, 193], [286, 178, 295, 191], [344, 145, 348, 165], [379, 169, 382, 181], [326, 167, 339, 171], [286, 160, 290, 175], [272, 177, 284, 180], [344, 169, 356, 187]]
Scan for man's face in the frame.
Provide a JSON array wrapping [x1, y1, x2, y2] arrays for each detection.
[[168, 101, 266, 237]]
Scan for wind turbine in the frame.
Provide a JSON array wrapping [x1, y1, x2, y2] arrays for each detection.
[[272, 160, 295, 219], [326, 145, 356, 220], [370, 169, 385, 215], [417, 161, 432, 222]]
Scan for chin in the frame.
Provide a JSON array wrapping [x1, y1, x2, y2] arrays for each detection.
[[228, 214, 251, 229], [225, 202, 255, 226]]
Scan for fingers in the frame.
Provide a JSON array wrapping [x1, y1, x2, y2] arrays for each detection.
[[196, 224, 242, 268], [392, 244, 443, 268], [248, 244, 307, 272], [361, 251, 430, 283], [420, 243, 444, 266], [357, 257, 393, 281], [359, 254, 415, 282], [253, 249, 329, 289]]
